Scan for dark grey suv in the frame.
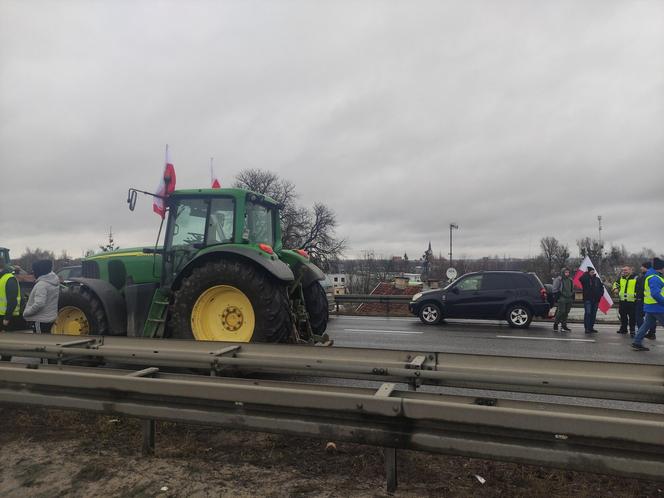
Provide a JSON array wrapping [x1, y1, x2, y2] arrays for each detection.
[[409, 271, 550, 328]]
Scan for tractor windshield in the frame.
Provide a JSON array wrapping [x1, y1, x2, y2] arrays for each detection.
[[170, 199, 207, 247], [245, 201, 275, 247], [168, 197, 235, 247]]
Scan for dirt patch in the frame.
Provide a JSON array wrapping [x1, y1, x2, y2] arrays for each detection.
[[0, 407, 661, 497]]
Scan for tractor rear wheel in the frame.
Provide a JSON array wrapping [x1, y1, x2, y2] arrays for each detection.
[[170, 259, 292, 343], [53, 286, 109, 336], [303, 282, 329, 334]]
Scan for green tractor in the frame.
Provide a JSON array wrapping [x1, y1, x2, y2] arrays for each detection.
[[0, 247, 10, 266], [53, 188, 329, 343]]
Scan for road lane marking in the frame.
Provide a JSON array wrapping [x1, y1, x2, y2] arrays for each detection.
[[496, 335, 595, 343], [342, 328, 423, 335]]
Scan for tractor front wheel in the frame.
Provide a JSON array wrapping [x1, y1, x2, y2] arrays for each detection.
[[303, 282, 329, 334], [53, 286, 109, 336], [170, 259, 293, 343]]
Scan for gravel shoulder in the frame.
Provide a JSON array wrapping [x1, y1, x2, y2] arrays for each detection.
[[0, 407, 662, 497]]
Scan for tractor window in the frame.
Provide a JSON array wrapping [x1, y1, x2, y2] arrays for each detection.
[[245, 202, 274, 246], [170, 199, 207, 247], [207, 198, 235, 245]]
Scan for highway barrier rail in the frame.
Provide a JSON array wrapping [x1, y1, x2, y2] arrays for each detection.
[[0, 332, 662, 491], [332, 294, 619, 322]]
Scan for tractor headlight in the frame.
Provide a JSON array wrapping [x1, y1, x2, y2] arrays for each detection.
[[411, 292, 422, 302]]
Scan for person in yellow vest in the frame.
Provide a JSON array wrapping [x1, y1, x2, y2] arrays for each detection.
[[635, 262, 656, 340], [632, 257, 664, 351], [612, 266, 637, 336], [0, 259, 21, 332]]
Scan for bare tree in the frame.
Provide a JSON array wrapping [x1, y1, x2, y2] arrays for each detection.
[[540, 236, 570, 276], [577, 237, 605, 269], [15, 247, 56, 273], [540, 236, 560, 278], [234, 169, 346, 270]]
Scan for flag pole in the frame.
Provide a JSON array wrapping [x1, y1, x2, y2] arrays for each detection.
[[210, 157, 214, 185]]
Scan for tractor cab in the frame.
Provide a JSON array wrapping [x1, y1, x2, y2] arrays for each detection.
[[162, 189, 282, 287], [0, 247, 10, 266]]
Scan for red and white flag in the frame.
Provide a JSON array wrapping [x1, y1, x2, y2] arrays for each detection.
[[572, 255, 614, 313], [153, 145, 177, 218], [210, 157, 221, 189]]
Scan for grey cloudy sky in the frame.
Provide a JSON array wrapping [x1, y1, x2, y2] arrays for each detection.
[[1, 0, 662, 261]]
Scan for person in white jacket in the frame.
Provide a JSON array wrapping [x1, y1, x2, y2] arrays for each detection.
[[23, 260, 60, 333]]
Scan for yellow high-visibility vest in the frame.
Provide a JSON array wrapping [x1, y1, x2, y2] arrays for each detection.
[[644, 274, 664, 305], [616, 277, 637, 302], [0, 273, 21, 316]]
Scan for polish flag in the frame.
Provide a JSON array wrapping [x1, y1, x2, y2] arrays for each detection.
[[153, 145, 177, 218], [572, 256, 614, 313], [210, 157, 221, 189]]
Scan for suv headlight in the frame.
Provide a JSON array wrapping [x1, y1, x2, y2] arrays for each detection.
[[411, 292, 422, 302]]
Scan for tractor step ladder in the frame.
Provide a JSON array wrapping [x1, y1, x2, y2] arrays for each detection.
[[144, 288, 170, 338]]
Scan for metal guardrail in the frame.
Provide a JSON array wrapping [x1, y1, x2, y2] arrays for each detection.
[[0, 332, 662, 402], [0, 333, 663, 490]]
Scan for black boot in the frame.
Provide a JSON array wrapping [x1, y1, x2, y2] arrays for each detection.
[[561, 323, 571, 332], [553, 322, 559, 332]]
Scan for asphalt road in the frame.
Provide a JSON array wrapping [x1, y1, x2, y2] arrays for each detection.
[[327, 314, 663, 365]]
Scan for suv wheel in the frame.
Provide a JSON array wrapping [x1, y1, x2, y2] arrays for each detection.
[[419, 303, 442, 325], [506, 304, 533, 329]]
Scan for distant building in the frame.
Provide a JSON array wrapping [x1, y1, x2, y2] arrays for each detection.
[[401, 273, 423, 285], [325, 273, 348, 295]]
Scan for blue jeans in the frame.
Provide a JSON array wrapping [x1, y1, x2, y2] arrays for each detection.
[[633, 312, 664, 345], [583, 301, 599, 331], [635, 301, 657, 334]]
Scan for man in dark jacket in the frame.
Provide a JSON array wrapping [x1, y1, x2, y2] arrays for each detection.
[[635, 262, 656, 340], [552, 268, 574, 332], [0, 259, 21, 332], [579, 266, 604, 334]]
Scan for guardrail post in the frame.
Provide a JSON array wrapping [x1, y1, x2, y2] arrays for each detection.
[[386, 299, 391, 317], [142, 419, 155, 455], [384, 447, 398, 493]]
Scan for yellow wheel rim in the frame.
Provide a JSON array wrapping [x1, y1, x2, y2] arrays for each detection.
[[53, 306, 90, 336], [191, 285, 255, 342]]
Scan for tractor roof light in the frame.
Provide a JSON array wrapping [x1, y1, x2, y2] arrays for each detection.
[[296, 249, 309, 259], [258, 243, 274, 255]]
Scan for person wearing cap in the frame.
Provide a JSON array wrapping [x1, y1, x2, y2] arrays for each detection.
[[632, 257, 664, 351], [612, 266, 637, 336], [552, 268, 574, 332], [0, 259, 21, 332], [22, 259, 60, 334], [635, 262, 657, 340], [579, 266, 603, 334]]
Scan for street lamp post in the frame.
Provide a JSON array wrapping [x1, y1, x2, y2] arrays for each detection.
[[449, 223, 459, 267]]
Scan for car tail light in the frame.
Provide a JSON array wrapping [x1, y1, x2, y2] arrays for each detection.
[[540, 287, 548, 302], [258, 243, 274, 255], [296, 249, 309, 259]]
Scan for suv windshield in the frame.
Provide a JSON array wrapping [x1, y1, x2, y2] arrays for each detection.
[[245, 201, 274, 246]]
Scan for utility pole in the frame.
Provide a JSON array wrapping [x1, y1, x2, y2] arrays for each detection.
[[449, 223, 459, 267], [597, 215, 603, 267]]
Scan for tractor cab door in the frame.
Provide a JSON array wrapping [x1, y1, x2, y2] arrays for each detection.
[[163, 196, 235, 286]]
